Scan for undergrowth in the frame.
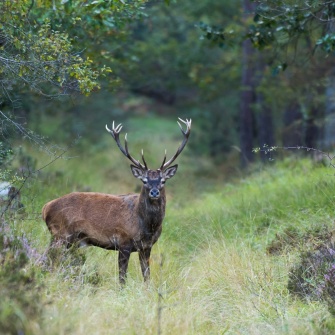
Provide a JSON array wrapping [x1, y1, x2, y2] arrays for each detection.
[[0, 220, 43, 335]]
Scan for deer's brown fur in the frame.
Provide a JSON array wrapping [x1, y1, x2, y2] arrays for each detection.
[[42, 188, 165, 250]]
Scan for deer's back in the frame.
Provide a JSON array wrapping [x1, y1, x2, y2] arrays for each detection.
[[42, 192, 140, 247]]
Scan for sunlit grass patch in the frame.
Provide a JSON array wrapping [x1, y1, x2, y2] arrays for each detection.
[[184, 239, 333, 334]]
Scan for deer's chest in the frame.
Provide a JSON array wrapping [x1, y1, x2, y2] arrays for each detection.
[[131, 215, 163, 250]]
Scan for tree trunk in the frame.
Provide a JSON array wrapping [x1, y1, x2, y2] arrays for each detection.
[[282, 102, 303, 147], [324, 70, 335, 148], [240, 0, 257, 167], [305, 107, 319, 149], [322, 18, 335, 148], [257, 103, 274, 160], [254, 55, 274, 161]]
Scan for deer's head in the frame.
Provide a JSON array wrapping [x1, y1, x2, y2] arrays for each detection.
[[106, 118, 192, 200]]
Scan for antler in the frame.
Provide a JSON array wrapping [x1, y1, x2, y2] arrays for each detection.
[[106, 121, 148, 170], [160, 118, 192, 170]]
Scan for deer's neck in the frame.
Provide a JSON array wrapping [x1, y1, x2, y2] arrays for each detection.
[[138, 188, 166, 230]]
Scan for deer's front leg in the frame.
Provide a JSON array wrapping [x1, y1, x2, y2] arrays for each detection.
[[139, 248, 151, 282], [118, 248, 131, 285]]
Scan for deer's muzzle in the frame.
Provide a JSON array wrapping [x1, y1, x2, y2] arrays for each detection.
[[149, 188, 160, 199]]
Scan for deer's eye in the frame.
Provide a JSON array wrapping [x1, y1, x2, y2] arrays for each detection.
[[142, 179, 148, 184]]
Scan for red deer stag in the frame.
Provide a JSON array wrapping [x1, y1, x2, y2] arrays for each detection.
[[42, 118, 191, 284]]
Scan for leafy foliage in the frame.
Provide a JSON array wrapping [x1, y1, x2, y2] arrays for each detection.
[[196, 22, 226, 47], [0, 0, 149, 101], [252, 1, 335, 52], [199, 1, 335, 57]]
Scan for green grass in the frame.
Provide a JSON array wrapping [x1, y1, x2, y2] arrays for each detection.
[[2, 117, 335, 334]]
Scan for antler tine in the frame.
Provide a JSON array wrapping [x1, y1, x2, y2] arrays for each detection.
[[123, 133, 146, 169], [141, 149, 148, 170], [160, 118, 192, 170], [113, 122, 123, 134], [159, 149, 167, 170], [106, 122, 146, 170]]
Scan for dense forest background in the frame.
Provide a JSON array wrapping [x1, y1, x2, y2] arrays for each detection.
[[3, 1, 335, 334]]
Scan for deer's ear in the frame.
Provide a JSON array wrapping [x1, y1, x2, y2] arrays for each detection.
[[131, 165, 144, 179], [163, 165, 178, 179]]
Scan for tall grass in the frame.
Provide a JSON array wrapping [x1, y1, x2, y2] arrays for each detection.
[[2, 117, 335, 334]]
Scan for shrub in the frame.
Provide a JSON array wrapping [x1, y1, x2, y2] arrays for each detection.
[[288, 243, 335, 315], [47, 243, 102, 287], [0, 221, 43, 334], [267, 224, 333, 255]]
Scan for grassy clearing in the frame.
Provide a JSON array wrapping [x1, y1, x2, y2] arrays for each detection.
[[2, 117, 335, 334]]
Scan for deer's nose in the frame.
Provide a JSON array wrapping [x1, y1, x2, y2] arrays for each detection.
[[149, 188, 160, 199]]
